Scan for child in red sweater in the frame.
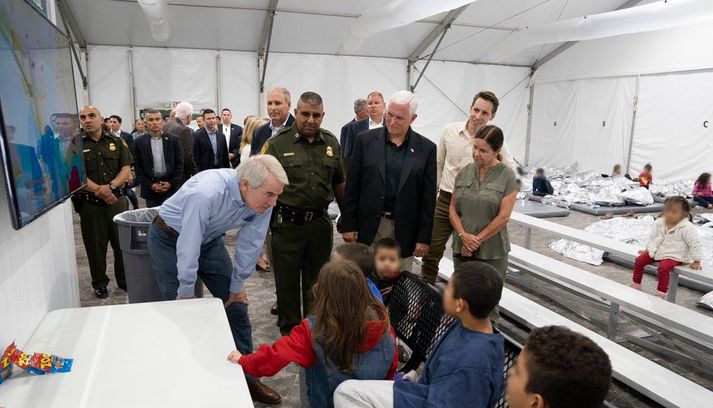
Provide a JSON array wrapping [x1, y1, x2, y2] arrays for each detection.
[[638, 163, 653, 189], [228, 260, 398, 408]]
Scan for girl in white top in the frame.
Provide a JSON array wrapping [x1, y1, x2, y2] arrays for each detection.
[[632, 196, 704, 298]]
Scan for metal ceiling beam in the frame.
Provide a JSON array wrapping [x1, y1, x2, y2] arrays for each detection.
[[408, 5, 468, 64], [56, 0, 86, 49], [532, 0, 643, 70], [258, 0, 278, 93]]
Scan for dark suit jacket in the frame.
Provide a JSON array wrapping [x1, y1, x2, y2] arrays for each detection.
[[341, 118, 375, 160], [163, 117, 197, 185], [342, 127, 437, 255], [220, 123, 243, 168], [133, 133, 184, 200], [339, 118, 356, 154], [119, 131, 135, 153], [193, 127, 230, 172], [250, 114, 295, 156]]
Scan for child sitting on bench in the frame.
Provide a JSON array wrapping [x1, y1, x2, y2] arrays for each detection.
[[631, 196, 704, 298], [532, 168, 554, 196], [333, 261, 505, 408], [228, 260, 398, 408], [692, 172, 713, 209], [370, 238, 403, 303], [505, 326, 612, 408]]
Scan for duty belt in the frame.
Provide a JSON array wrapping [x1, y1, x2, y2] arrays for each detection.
[[275, 203, 326, 225], [77, 189, 124, 206]]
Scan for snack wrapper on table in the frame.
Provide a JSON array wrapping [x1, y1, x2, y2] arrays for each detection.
[[0, 341, 73, 383]]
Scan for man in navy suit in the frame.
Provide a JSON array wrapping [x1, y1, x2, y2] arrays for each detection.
[[193, 109, 230, 172], [250, 87, 295, 156], [132, 109, 184, 207], [341, 91, 436, 270], [220, 108, 243, 168], [341, 91, 386, 173], [339, 98, 368, 154]]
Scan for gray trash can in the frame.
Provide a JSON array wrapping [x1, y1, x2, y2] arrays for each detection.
[[114, 208, 203, 303]]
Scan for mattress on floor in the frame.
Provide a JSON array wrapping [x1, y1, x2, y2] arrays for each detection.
[[568, 202, 664, 216], [653, 195, 694, 205], [513, 199, 569, 218]]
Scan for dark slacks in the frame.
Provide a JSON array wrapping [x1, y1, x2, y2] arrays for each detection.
[[421, 191, 453, 283], [80, 197, 128, 289]]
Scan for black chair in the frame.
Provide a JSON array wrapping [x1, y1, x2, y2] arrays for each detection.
[[495, 337, 522, 408], [386, 272, 456, 372]]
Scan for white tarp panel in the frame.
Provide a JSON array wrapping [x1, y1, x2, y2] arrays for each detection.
[[411, 61, 530, 162], [532, 21, 713, 83], [87, 45, 132, 128], [530, 77, 635, 174], [219, 51, 260, 124], [132, 47, 218, 113], [629, 71, 713, 180], [262, 53, 406, 137]]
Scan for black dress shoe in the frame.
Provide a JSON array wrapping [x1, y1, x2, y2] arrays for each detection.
[[248, 380, 282, 405], [94, 287, 108, 299], [270, 302, 279, 316]]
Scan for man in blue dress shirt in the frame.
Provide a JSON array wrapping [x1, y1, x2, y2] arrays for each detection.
[[147, 155, 288, 404]]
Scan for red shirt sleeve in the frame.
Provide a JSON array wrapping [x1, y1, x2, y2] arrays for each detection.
[[238, 319, 317, 377], [385, 327, 398, 380]]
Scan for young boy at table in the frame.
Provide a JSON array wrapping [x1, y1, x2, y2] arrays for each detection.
[[228, 260, 397, 408], [333, 261, 505, 408], [333, 243, 383, 302], [505, 326, 612, 408], [369, 238, 403, 303]]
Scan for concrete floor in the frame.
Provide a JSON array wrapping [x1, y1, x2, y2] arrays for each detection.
[[73, 200, 713, 406]]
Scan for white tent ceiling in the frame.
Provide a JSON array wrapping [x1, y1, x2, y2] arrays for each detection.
[[63, 0, 642, 67]]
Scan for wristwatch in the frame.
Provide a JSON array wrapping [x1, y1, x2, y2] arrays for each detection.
[[109, 182, 117, 191]]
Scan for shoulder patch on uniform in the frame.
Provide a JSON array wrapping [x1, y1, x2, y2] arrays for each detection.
[[121, 139, 128, 148], [260, 141, 269, 155]]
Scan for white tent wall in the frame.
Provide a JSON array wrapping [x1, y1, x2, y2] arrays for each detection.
[[261, 53, 406, 136], [630, 71, 713, 181], [87, 46, 133, 129], [411, 61, 530, 161], [529, 77, 635, 174], [0, 0, 80, 348]]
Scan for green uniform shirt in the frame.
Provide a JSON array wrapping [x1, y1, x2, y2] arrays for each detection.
[[453, 162, 517, 259], [264, 124, 345, 210], [81, 130, 133, 185]]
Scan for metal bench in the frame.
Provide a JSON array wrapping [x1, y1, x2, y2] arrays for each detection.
[[436, 258, 713, 408], [510, 211, 713, 301]]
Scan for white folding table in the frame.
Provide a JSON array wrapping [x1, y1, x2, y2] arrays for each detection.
[[0, 298, 254, 408]]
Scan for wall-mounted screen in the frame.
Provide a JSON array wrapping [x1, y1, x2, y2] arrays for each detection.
[[0, 0, 84, 229]]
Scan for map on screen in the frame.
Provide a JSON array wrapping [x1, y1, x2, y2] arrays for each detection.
[[0, 0, 84, 229]]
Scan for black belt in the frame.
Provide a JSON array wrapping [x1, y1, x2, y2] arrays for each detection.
[[275, 203, 326, 225], [77, 190, 124, 206], [153, 215, 179, 237]]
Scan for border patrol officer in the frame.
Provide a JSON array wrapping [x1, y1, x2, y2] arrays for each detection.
[[263, 91, 346, 335], [77, 106, 133, 299]]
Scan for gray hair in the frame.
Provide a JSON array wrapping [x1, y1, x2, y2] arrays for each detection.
[[236, 155, 289, 188], [174, 101, 194, 121], [353, 98, 367, 114], [142, 108, 162, 120], [389, 90, 418, 116], [268, 87, 292, 106]]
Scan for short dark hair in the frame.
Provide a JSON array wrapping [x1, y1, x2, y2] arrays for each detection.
[[644, 163, 652, 171], [451, 261, 503, 319], [373, 238, 400, 258], [335, 243, 373, 278], [535, 168, 545, 175], [299, 91, 323, 106], [109, 114, 122, 123], [471, 91, 500, 115], [143, 109, 162, 120], [524, 326, 612, 408], [475, 125, 504, 152], [221, 108, 231, 114], [202, 108, 216, 116]]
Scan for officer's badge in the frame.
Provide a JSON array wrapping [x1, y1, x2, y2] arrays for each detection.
[[260, 141, 269, 155], [326, 146, 333, 157], [109, 143, 117, 151]]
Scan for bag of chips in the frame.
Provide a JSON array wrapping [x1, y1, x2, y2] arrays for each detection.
[[0, 341, 73, 383], [0, 343, 12, 384]]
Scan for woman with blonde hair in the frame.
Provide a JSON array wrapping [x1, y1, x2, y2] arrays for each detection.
[[240, 117, 269, 163]]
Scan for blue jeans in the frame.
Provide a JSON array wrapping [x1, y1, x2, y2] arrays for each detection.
[[147, 223, 255, 381], [694, 196, 713, 207]]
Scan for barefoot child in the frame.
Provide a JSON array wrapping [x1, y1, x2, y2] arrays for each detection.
[[632, 196, 704, 298], [228, 260, 398, 408]]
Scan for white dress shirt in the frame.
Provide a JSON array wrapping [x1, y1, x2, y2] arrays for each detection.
[[368, 116, 384, 130], [437, 121, 517, 193], [222, 123, 232, 149], [269, 117, 289, 137]]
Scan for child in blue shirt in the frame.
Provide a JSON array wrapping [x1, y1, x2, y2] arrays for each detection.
[[532, 168, 554, 196], [333, 243, 383, 302], [333, 261, 505, 408]]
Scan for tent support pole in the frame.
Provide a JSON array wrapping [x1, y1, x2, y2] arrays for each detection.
[[524, 70, 535, 166], [408, 6, 468, 64], [258, 0, 278, 93], [216, 53, 222, 109], [625, 76, 640, 175], [128, 48, 138, 121]]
